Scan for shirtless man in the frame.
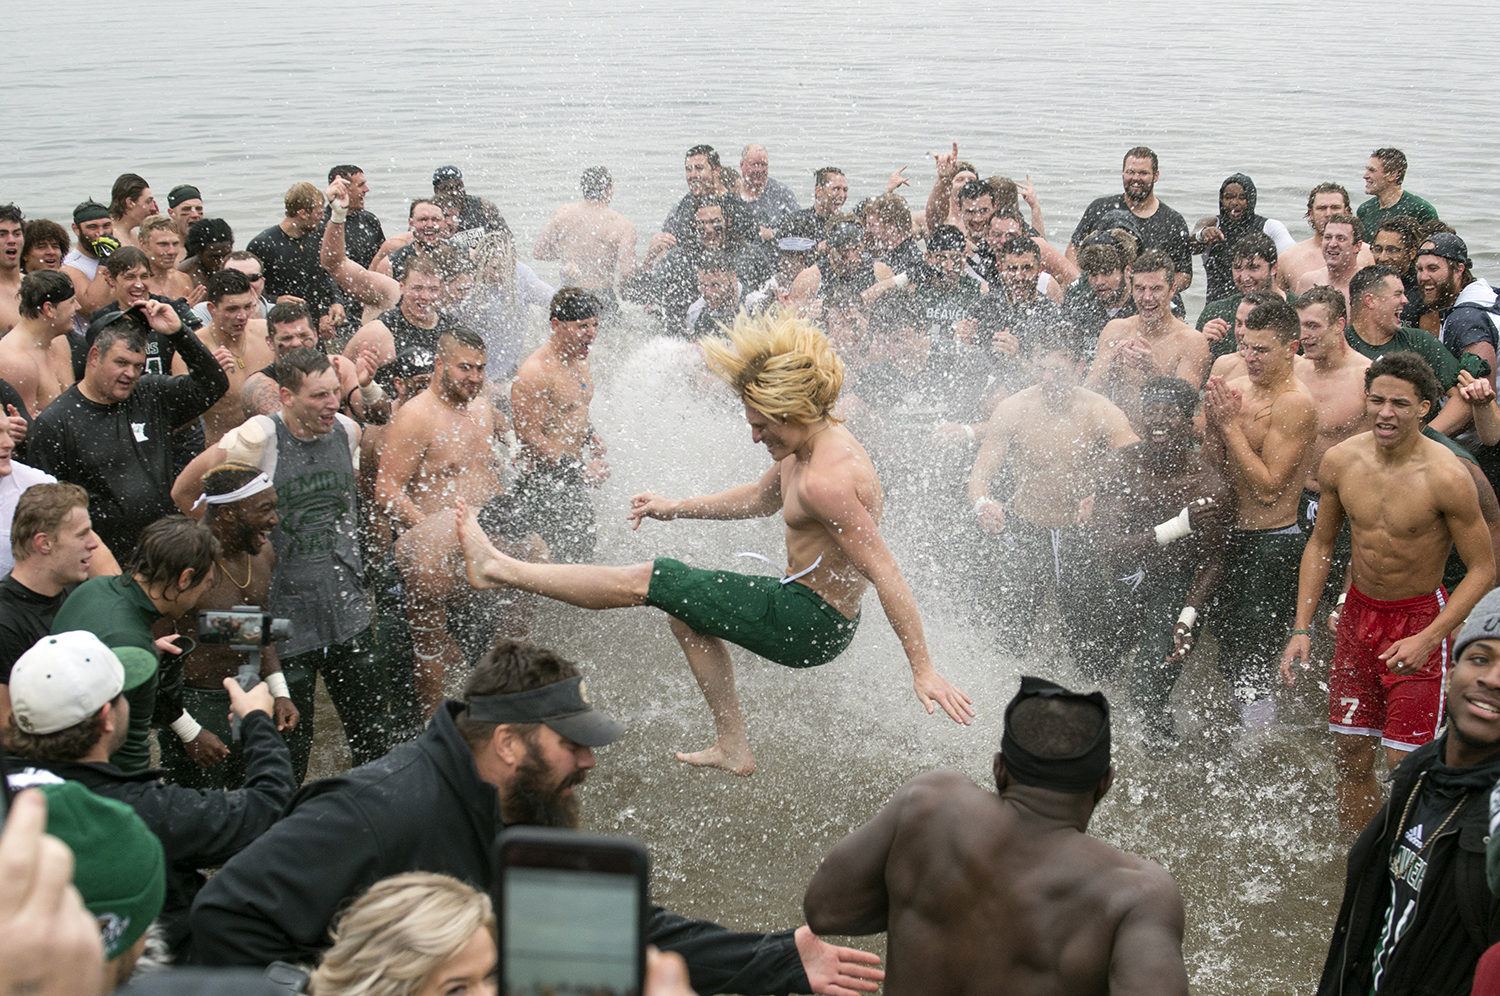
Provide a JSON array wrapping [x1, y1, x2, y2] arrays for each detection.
[[1292, 287, 1371, 535], [1203, 298, 1318, 728], [0, 272, 78, 416], [1294, 214, 1365, 308], [533, 167, 637, 305], [457, 311, 974, 775], [1085, 250, 1210, 428], [61, 201, 118, 313], [511, 289, 610, 563], [1279, 184, 1374, 295], [969, 335, 1139, 657], [0, 205, 23, 333], [802, 676, 1188, 996], [1282, 352, 1495, 833], [240, 301, 381, 424], [138, 216, 203, 306], [1091, 378, 1234, 744], [107, 174, 157, 251], [357, 345, 433, 554], [196, 270, 276, 447], [378, 327, 529, 714], [165, 461, 300, 789], [166, 185, 205, 237]]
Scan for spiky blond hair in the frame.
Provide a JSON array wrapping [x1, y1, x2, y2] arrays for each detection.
[[701, 309, 844, 424]]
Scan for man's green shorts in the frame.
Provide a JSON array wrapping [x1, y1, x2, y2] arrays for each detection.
[[644, 558, 860, 668]]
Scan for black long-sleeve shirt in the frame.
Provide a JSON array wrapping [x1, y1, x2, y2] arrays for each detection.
[[27, 326, 228, 555]]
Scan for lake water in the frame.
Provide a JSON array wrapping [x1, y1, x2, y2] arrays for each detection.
[[13, 2, 1496, 992]]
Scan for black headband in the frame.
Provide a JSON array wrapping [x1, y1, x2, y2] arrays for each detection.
[[29, 276, 76, 308], [552, 292, 601, 323], [168, 185, 202, 208], [1000, 676, 1111, 793]]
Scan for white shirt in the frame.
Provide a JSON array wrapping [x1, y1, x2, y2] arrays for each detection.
[[0, 461, 59, 576]]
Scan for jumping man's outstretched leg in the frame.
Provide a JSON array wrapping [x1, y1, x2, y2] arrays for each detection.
[[669, 617, 755, 776], [457, 499, 651, 608]]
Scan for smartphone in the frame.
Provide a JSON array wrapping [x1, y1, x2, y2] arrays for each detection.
[[493, 826, 649, 996]]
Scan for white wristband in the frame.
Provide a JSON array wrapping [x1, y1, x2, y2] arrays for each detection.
[[963, 424, 975, 442], [171, 712, 203, 743], [359, 381, 385, 406], [974, 496, 996, 515], [1336, 592, 1348, 607], [266, 672, 291, 699], [892, 272, 909, 289], [1153, 507, 1193, 546], [1177, 606, 1197, 630], [330, 202, 349, 224]]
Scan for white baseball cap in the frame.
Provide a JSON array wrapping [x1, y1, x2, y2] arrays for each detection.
[[10, 632, 139, 735]]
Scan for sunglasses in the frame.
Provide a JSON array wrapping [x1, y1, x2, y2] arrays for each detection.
[[243, 272, 264, 281]]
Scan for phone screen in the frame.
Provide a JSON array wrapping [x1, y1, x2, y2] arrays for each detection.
[[503, 865, 641, 996]]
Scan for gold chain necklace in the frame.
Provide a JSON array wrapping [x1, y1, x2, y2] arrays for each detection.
[[1393, 772, 1468, 858], [216, 556, 253, 591]]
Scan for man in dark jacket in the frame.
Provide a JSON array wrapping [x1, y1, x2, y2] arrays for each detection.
[[1318, 587, 1500, 996], [189, 641, 884, 996], [4, 629, 295, 962]]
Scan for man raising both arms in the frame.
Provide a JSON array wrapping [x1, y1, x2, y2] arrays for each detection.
[[1283, 352, 1495, 835], [457, 311, 973, 775]]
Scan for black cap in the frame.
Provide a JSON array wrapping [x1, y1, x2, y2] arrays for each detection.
[[464, 676, 625, 747], [433, 165, 463, 185], [1417, 232, 1469, 268]]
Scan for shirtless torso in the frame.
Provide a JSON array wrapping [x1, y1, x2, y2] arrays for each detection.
[[1205, 365, 1316, 531], [1279, 238, 1375, 296], [533, 199, 637, 295], [1086, 312, 1210, 428], [0, 315, 78, 416], [1296, 347, 1371, 492], [803, 769, 1188, 996], [0, 273, 20, 334], [197, 317, 275, 447]]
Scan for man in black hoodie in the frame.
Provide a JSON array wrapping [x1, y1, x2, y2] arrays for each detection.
[[189, 640, 884, 996], [1190, 173, 1295, 304], [1317, 587, 1500, 996]]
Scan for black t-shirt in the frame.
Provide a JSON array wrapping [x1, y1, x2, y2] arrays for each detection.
[[1070, 195, 1194, 282], [663, 194, 759, 249], [27, 330, 228, 555], [76, 297, 203, 381], [378, 306, 455, 353], [0, 574, 74, 680], [247, 225, 342, 320], [324, 207, 386, 269], [1061, 278, 1137, 357], [1371, 782, 1470, 990], [878, 238, 927, 277]]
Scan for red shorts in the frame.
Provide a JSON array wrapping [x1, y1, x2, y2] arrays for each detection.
[[1328, 584, 1448, 750]]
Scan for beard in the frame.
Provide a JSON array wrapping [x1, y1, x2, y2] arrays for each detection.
[[502, 740, 585, 828], [1124, 181, 1153, 205]]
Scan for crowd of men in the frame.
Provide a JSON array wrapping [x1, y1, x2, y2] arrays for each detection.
[[3, 141, 1500, 996]]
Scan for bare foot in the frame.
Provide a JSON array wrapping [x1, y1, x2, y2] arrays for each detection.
[[456, 498, 505, 590], [675, 742, 755, 776]]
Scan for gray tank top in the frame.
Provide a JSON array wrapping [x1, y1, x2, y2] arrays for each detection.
[[267, 412, 370, 657]]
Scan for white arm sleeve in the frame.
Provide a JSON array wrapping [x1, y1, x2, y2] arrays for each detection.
[[517, 263, 556, 307], [1262, 218, 1296, 254]]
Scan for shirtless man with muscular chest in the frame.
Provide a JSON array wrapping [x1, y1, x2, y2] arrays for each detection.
[[0, 272, 79, 417]]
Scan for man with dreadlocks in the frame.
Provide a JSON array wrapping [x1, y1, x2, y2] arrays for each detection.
[[457, 309, 973, 775]]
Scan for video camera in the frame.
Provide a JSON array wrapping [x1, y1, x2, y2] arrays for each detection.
[[198, 605, 292, 652]]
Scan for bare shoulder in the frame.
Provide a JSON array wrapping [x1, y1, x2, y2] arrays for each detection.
[[1098, 315, 1136, 347], [1272, 385, 1318, 423], [1421, 436, 1480, 492], [890, 770, 990, 825]]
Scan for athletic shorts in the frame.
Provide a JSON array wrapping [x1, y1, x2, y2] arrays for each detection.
[[644, 557, 860, 668], [1328, 583, 1449, 750]]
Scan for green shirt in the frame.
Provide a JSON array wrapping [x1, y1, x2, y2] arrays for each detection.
[[1346, 325, 1459, 389], [1356, 190, 1438, 233], [1195, 290, 1298, 358], [51, 575, 163, 772]]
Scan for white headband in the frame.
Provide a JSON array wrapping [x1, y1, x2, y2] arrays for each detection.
[[193, 472, 274, 510]]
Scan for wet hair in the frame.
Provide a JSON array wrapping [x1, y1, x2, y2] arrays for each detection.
[[126, 515, 218, 592], [550, 286, 601, 323], [1130, 248, 1175, 280], [1294, 284, 1348, 326], [309, 872, 495, 996], [11, 482, 89, 562], [267, 299, 311, 331], [1366, 351, 1441, 411], [103, 247, 150, 279], [1239, 290, 1280, 312], [1078, 242, 1125, 275], [109, 173, 150, 219], [1305, 181, 1352, 216], [1419, 219, 1457, 240], [275, 347, 333, 393], [1375, 215, 1423, 250], [580, 166, 612, 201], [0, 204, 21, 226], [22, 219, 70, 268], [137, 214, 184, 247], [455, 641, 581, 750], [957, 178, 993, 203], [201, 462, 269, 520], [1244, 298, 1301, 344], [1231, 232, 1277, 266], [186, 218, 233, 256], [685, 145, 720, 169], [328, 164, 363, 183], [206, 268, 253, 304], [18, 270, 76, 319], [1349, 264, 1401, 309], [227, 250, 260, 265], [695, 250, 732, 275], [702, 310, 844, 425], [694, 195, 727, 219], [926, 225, 967, 254], [814, 167, 845, 188], [864, 193, 911, 233], [1007, 694, 1108, 759], [284, 182, 323, 216], [426, 243, 471, 281], [1000, 236, 1040, 265], [408, 198, 442, 220], [987, 176, 1019, 214], [1325, 212, 1364, 244], [1123, 146, 1158, 172], [1371, 147, 1408, 184], [401, 256, 442, 283], [6, 701, 113, 763], [437, 326, 487, 355], [1139, 377, 1197, 419], [91, 319, 147, 360]]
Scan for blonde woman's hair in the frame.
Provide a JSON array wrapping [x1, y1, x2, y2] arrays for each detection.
[[701, 309, 844, 425], [308, 873, 495, 996]]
